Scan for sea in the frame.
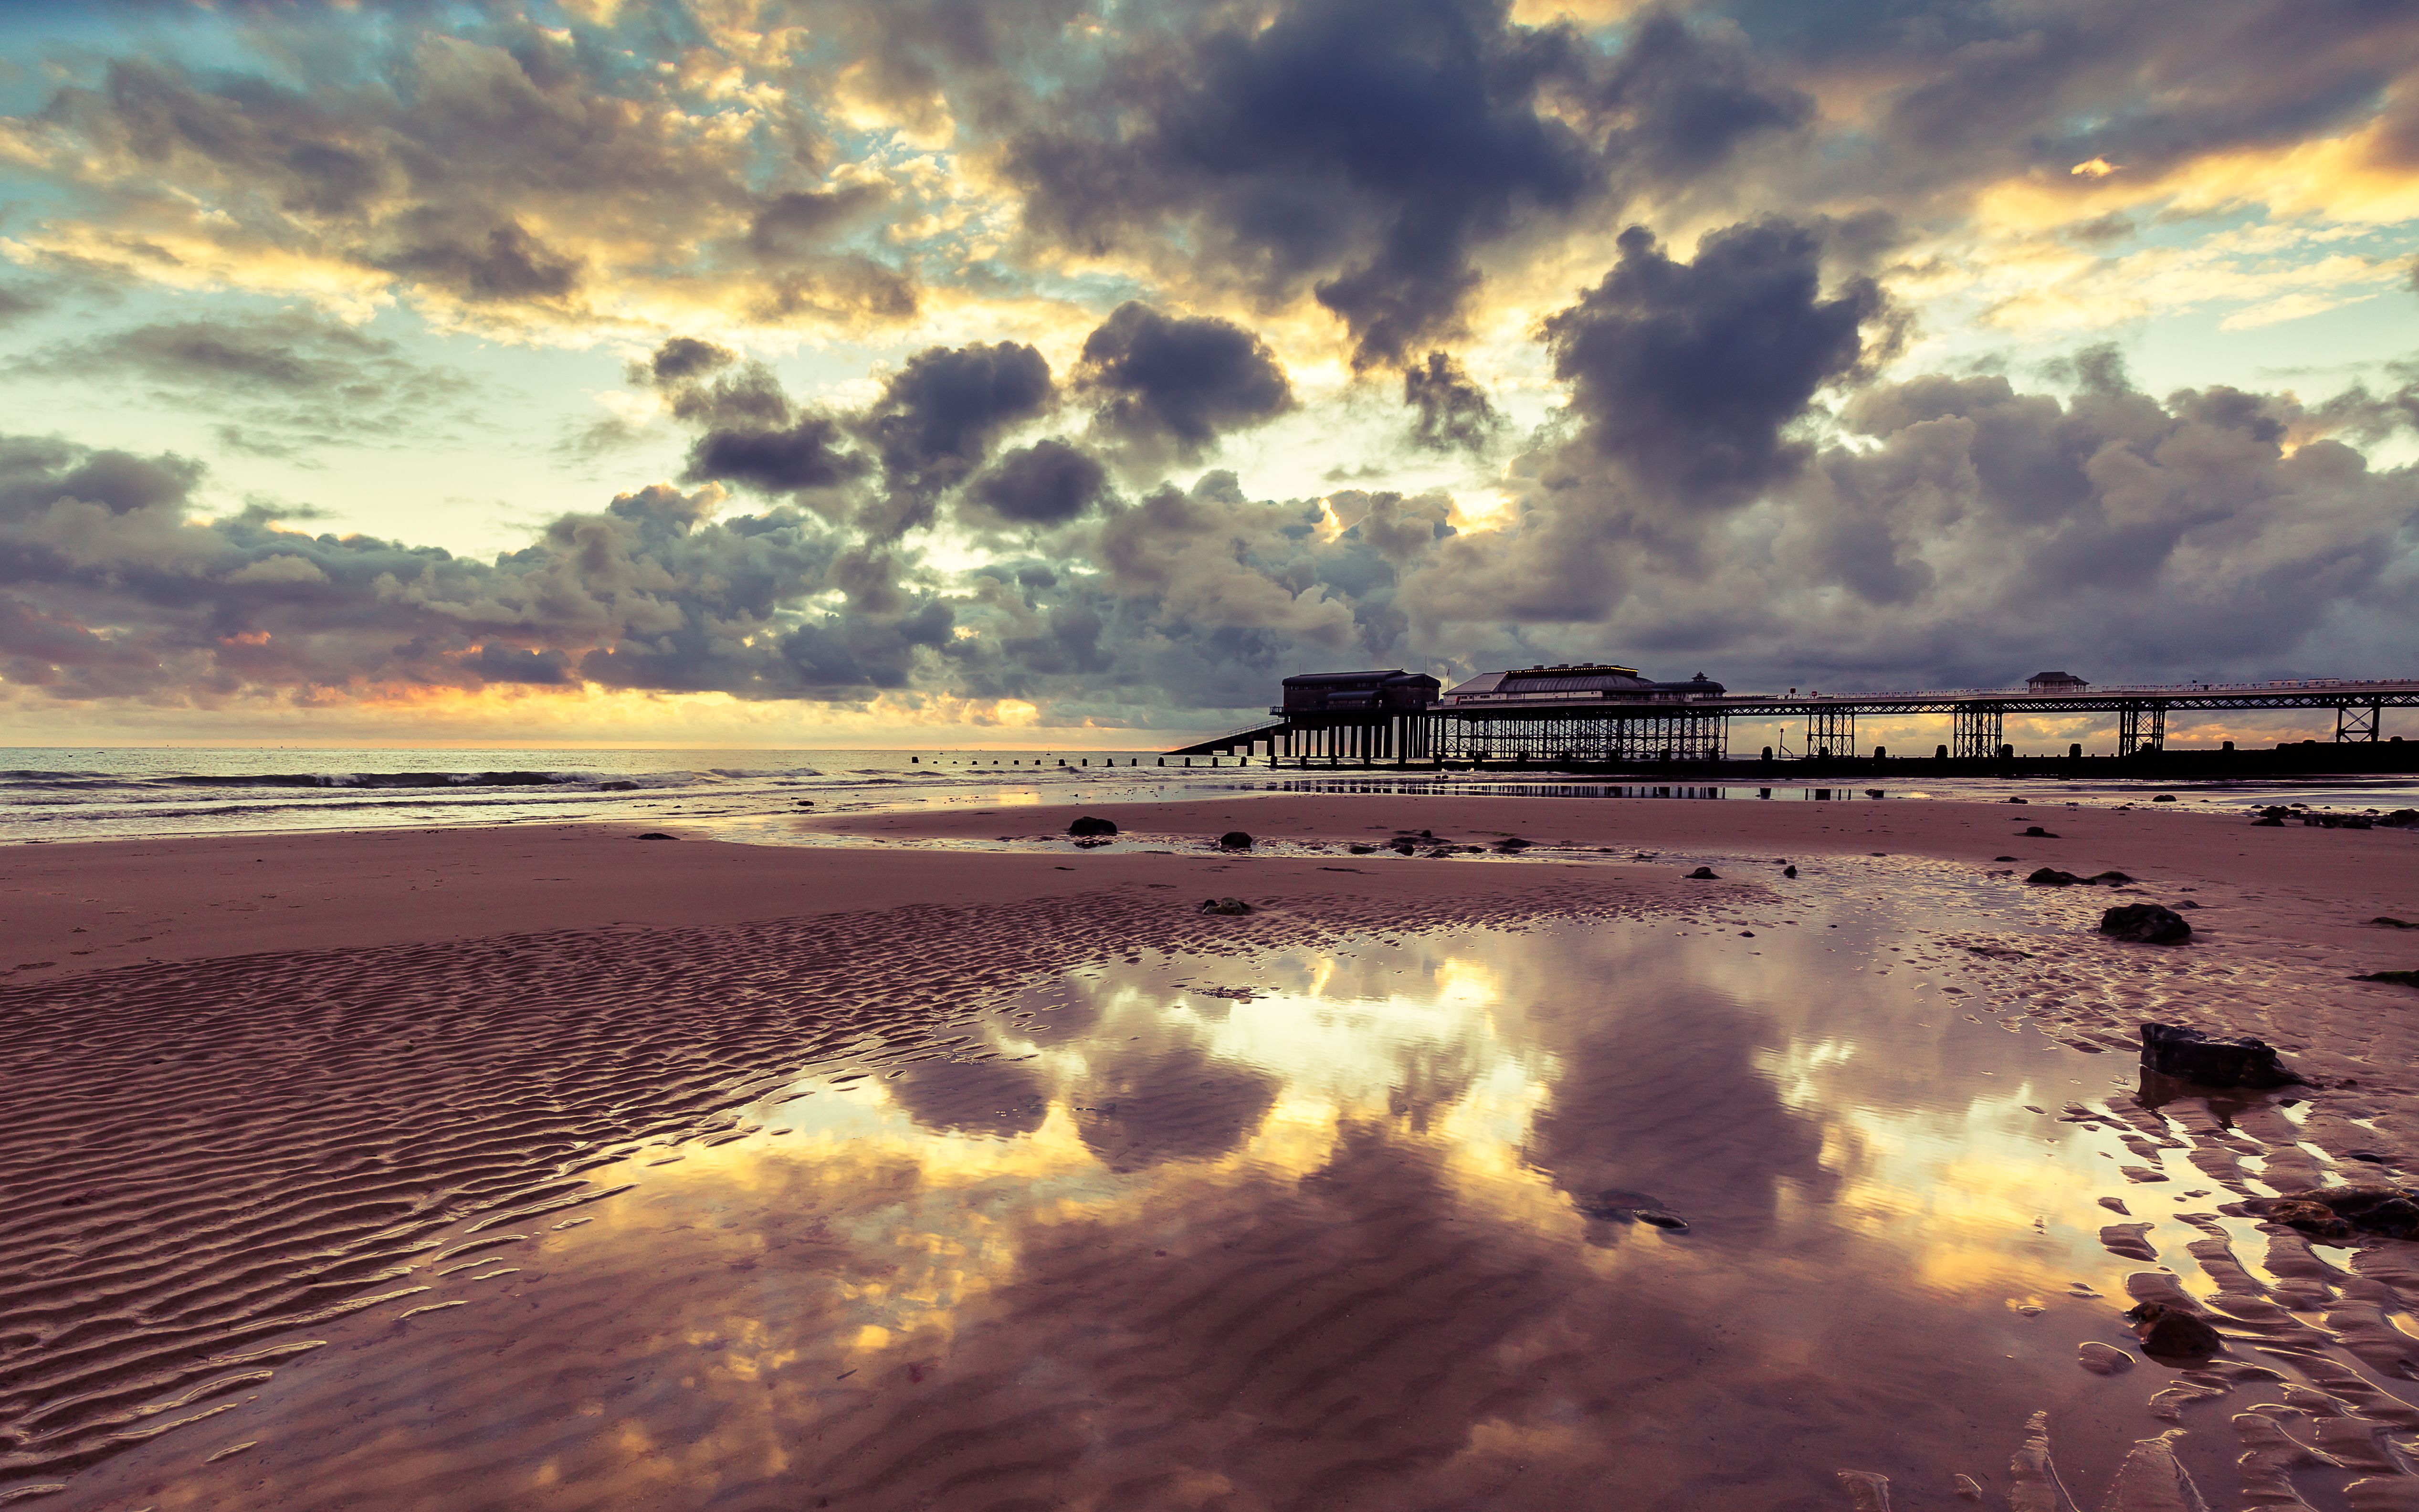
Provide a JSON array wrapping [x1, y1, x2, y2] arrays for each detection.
[[4, 746, 2414, 846]]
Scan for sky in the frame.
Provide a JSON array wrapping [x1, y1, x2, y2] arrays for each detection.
[[1, 0, 2416, 749]]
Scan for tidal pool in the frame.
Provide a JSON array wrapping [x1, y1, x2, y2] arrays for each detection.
[[37, 880, 2418, 1511]]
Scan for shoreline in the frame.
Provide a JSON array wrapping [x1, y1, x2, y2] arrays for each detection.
[[9, 792, 2416, 982]]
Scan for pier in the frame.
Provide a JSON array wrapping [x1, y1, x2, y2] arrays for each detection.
[[1167, 665, 2419, 773]]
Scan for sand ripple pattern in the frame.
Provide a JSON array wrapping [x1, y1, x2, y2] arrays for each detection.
[[0, 879, 1631, 1496]]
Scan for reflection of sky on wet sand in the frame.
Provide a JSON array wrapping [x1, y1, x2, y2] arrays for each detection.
[[66, 895, 2358, 1511]]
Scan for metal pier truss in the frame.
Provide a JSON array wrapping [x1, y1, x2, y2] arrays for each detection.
[[1951, 703, 2004, 759], [1435, 710, 1727, 764], [1804, 706, 1856, 759]]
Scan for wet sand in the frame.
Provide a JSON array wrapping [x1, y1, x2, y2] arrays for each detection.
[[5, 796, 2419, 1509]]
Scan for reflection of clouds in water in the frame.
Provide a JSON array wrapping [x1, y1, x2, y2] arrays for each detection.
[[1072, 1037, 1282, 1172], [108, 908, 2266, 1512], [884, 1055, 1052, 1136]]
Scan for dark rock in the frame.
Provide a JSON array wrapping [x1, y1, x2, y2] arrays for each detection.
[[636, 832, 677, 840], [2125, 1302, 2224, 1363], [1576, 1190, 1688, 1231], [2260, 805, 2293, 820], [1782, 864, 1797, 877], [2373, 917, 2418, 929], [1347, 843, 1377, 854], [2356, 970, 2419, 988], [1685, 866, 1719, 880], [2252, 816, 2285, 827], [2153, 794, 2176, 802], [2009, 797, 2028, 804], [2023, 825, 2058, 837], [2028, 868, 2081, 886], [2086, 870, 2135, 884], [2101, 903, 2191, 943], [2381, 809, 2419, 829], [1218, 831, 1253, 849], [1069, 815, 1118, 838], [1199, 896, 1252, 915], [1495, 836, 1532, 850], [2247, 1185, 2419, 1241], [2139, 1023, 2297, 1087], [1994, 855, 2019, 861], [2248, 1198, 2355, 1241]]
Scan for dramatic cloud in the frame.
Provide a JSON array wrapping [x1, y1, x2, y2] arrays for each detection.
[[1544, 220, 1891, 508], [1402, 351, 1498, 452], [853, 341, 1058, 535], [1006, 0, 1805, 366], [1076, 303, 1295, 459], [684, 417, 867, 497], [967, 439, 1110, 526]]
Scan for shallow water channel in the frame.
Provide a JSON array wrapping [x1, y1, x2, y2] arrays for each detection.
[[43, 879, 2419, 1511]]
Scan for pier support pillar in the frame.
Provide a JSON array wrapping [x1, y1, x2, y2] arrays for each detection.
[[1806, 706, 1855, 762], [1952, 703, 2003, 760], [2119, 702, 2167, 757], [2337, 702, 2382, 742]]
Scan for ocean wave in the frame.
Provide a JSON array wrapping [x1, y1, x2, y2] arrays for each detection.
[[155, 770, 600, 789]]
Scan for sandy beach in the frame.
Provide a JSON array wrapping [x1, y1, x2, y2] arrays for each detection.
[[6, 794, 2419, 1509]]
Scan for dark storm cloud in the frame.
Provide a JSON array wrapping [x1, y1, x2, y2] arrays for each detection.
[[967, 439, 1109, 526], [1005, 0, 1806, 367], [1076, 303, 1295, 457], [634, 337, 871, 496], [1402, 351, 1498, 452], [1543, 220, 1891, 508], [646, 337, 736, 385], [852, 341, 1057, 534], [683, 417, 867, 496]]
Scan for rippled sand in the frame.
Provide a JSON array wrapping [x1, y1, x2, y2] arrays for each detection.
[[6, 799, 2418, 1510]]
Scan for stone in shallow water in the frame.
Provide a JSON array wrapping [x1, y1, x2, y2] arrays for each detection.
[[2102, 904, 2190, 943], [1068, 815, 1118, 837], [2101, 1222, 2158, 1260], [2247, 1185, 2419, 1240], [2125, 1302, 2224, 1364], [2138, 1023, 2295, 1087], [1198, 896, 1252, 915], [1685, 866, 1719, 880], [2077, 1341, 2136, 1375], [1575, 1189, 1689, 1231], [1217, 831, 1252, 849]]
